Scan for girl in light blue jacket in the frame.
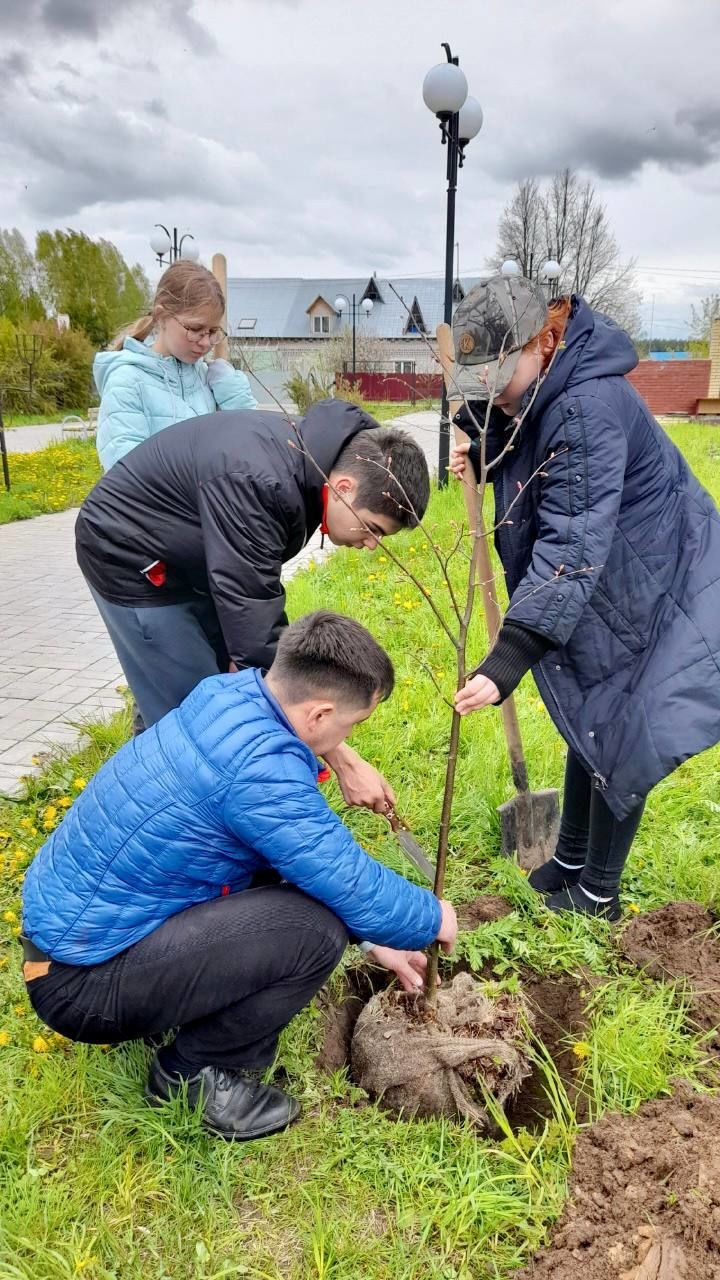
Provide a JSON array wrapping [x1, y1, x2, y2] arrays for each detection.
[[94, 260, 256, 472]]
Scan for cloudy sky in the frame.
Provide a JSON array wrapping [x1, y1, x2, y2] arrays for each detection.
[[1, 0, 719, 335]]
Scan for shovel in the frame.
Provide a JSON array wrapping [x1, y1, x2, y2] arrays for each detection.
[[385, 807, 436, 884], [435, 322, 560, 871]]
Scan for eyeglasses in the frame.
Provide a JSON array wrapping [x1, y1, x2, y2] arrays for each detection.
[[173, 317, 227, 346]]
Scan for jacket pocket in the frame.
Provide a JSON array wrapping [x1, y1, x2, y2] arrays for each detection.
[[590, 583, 647, 654]]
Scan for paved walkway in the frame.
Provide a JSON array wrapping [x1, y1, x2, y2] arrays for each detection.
[[0, 511, 326, 796], [0, 408, 439, 797], [4, 423, 63, 454]]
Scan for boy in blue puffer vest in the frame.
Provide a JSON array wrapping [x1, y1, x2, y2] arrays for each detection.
[[21, 611, 457, 1142]]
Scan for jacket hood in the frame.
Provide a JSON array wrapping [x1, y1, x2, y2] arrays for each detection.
[[93, 337, 202, 394], [295, 398, 380, 484], [529, 297, 638, 419]]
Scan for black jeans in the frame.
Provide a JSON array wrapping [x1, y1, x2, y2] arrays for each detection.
[[556, 750, 645, 896], [26, 886, 347, 1071]]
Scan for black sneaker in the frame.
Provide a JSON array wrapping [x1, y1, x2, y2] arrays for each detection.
[[545, 882, 622, 923], [145, 1052, 300, 1140], [528, 855, 584, 897]]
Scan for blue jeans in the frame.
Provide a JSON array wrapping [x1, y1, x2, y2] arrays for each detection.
[[89, 587, 229, 727]]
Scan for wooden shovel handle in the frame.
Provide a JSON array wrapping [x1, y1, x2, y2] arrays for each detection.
[[436, 323, 530, 795]]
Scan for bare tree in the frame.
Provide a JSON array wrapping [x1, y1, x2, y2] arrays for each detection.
[[493, 178, 543, 280], [492, 169, 641, 334], [689, 294, 720, 348]]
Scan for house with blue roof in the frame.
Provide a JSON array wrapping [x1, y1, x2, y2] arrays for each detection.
[[226, 272, 481, 401]]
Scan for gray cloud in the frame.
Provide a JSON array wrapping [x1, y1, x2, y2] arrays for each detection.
[[43, 0, 103, 37], [0, 0, 216, 52], [0, 49, 31, 82], [483, 104, 720, 184], [676, 105, 720, 144], [145, 98, 169, 119], [98, 51, 159, 73], [0, 96, 268, 217]]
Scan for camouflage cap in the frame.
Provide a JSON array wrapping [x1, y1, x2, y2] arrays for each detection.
[[452, 274, 548, 399]]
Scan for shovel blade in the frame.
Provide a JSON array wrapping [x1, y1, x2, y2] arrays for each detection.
[[497, 788, 561, 872], [396, 830, 436, 885]]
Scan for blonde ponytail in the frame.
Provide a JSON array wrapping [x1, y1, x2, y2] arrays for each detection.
[[109, 313, 155, 350]]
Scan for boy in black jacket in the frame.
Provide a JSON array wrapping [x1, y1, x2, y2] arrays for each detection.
[[76, 398, 430, 814]]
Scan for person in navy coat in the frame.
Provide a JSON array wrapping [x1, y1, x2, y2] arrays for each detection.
[[450, 275, 720, 921]]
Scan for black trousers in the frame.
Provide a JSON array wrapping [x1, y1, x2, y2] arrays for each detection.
[[556, 750, 645, 896], [26, 886, 348, 1071]]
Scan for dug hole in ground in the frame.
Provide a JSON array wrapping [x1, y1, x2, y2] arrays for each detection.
[[317, 897, 720, 1279]]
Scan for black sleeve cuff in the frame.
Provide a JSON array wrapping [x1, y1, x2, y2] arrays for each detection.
[[473, 623, 553, 703]]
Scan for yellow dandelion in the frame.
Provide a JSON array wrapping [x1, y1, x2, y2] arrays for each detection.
[[3, 909, 17, 923], [401, 699, 410, 712], [43, 806, 58, 822], [408, 546, 417, 554], [402, 601, 413, 610], [11, 926, 20, 936], [19, 818, 32, 829], [366, 574, 377, 583], [378, 555, 387, 563], [13, 1005, 26, 1017], [32, 1036, 49, 1053], [572, 1041, 591, 1060], [628, 903, 641, 914], [0, 831, 10, 840], [0, 1031, 10, 1047], [58, 797, 72, 809], [30, 828, 38, 836], [73, 778, 87, 791]]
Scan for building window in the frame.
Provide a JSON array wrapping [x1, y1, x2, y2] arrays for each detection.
[[313, 315, 330, 334], [394, 361, 414, 374], [403, 298, 427, 335]]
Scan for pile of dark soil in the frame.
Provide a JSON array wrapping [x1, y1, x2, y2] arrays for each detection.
[[620, 901, 720, 1046], [519, 1081, 720, 1279]]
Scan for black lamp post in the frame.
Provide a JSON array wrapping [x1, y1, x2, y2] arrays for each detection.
[[149, 224, 200, 269], [423, 43, 483, 485], [334, 293, 374, 376]]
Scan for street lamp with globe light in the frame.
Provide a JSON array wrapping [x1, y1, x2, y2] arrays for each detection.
[[542, 258, 562, 299], [150, 224, 199, 269], [423, 43, 483, 484], [334, 294, 374, 377]]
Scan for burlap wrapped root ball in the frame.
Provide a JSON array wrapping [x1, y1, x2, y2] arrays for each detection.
[[351, 971, 532, 1125]]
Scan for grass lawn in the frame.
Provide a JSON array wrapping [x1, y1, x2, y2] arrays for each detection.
[[1, 409, 88, 428], [0, 440, 101, 525], [0, 402, 421, 527], [362, 399, 440, 423], [0, 424, 719, 1277]]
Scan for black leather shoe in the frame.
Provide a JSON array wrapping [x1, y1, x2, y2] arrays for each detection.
[[145, 1053, 300, 1140]]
